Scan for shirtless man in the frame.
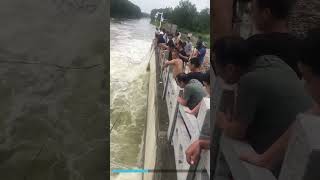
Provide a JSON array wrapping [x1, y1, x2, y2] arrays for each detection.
[[163, 48, 184, 78]]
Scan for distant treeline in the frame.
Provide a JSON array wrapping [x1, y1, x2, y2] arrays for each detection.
[[150, 0, 210, 33], [111, 0, 146, 19]]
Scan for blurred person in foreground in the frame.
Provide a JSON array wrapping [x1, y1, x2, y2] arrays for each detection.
[[186, 36, 312, 178], [240, 28, 320, 174]]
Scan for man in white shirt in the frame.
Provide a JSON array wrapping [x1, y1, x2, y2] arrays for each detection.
[[184, 36, 193, 56]]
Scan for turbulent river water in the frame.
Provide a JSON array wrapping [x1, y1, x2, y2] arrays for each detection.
[[110, 18, 155, 180]]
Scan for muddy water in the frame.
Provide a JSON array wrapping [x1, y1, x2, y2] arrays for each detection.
[[110, 18, 155, 180]]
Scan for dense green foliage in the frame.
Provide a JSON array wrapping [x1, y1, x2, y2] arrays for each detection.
[[150, 0, 210, 33], [111, 0, 142, 19]]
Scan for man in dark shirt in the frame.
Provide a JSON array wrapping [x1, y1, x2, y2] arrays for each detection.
[[185, 36, 312, 177], [167, 38, 175, 61], [177, 41, 188, 62], [247, 0, 302, 78], [216, 36, 312, 177], [157, 33, 165, 44], [159, 33, 175, 60], [240, 27, 320, 177], [196, 40, 206, 64], [166, 33, 175, 48], [187, 57, 205, 84]]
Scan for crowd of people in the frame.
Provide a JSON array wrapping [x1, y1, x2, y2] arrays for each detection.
[[155, 0, 319, 178], [156, 27, 210, 116], [184, 0, 320, 179]]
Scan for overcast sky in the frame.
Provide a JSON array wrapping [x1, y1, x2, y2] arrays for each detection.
[[130, 0, 210, 13]]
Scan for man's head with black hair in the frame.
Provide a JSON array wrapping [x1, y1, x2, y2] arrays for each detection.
[[298, 28, 320, 105], [213, 36, 252, 84], [182, 41, 187, 48], [177, 40, 184, 49], [251, 0, 297, 32], [196, 40, 203, 50], [171, 47, 179, 59], [189, 57, 201, 71], [176, 73, 191, 88], [168, 39, 175, 49]]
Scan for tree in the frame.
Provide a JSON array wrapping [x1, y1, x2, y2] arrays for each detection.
[[197, 8, 210, 33], [111, 0, 142, 19], [171, 0, 197, 30], [150, 0, 210, 34]]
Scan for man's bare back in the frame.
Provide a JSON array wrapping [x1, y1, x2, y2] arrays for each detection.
[[163, 48, 184, 78], [163, 58, 183, 78]]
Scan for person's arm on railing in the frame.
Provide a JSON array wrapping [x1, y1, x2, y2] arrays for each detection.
[[222, 116, 248, 140], [179, 53, 189, 62], [240, 124, 292, 170], [222, 75, 258, 140], [163, 59, 175, 69], [185, 139, 210, 165], [178, 84, 192, 106], [185, 112, 210, 165], [190, 48, 199, 60], [159, 43, 169, 50], [177, 96, 187, 106], [185, 101, 201, 115]]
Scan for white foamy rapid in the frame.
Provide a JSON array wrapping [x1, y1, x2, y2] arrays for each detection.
[[110, 18, 155, 180]]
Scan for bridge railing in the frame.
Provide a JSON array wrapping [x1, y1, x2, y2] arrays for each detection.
[[157, 47, 210, 180]]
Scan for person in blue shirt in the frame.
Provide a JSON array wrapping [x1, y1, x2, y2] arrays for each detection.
[[196, 40, 206, 64]]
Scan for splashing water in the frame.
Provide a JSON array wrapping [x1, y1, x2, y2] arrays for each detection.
[[110, 18, 155, 180]]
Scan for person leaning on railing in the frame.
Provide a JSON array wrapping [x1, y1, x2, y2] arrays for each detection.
[[163, 48, 184, 78], [185, 36, 312, 178], [219, 0, 314, 176], [174, 31, 181, 46], [184, 35, 193, 57], [194, 40, 206, 65], [186, 57, 206, 84], [185, 36, 253, 166], [176, 40, 189, 63], [185, 71, 210, 116], [214, 36, 312, 178], [157, 31, 166, 45], [176, 73, 207, 111], [240, 28, 320, 173], [188, 0, 313, 176], [158, 33, 174, 51]]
